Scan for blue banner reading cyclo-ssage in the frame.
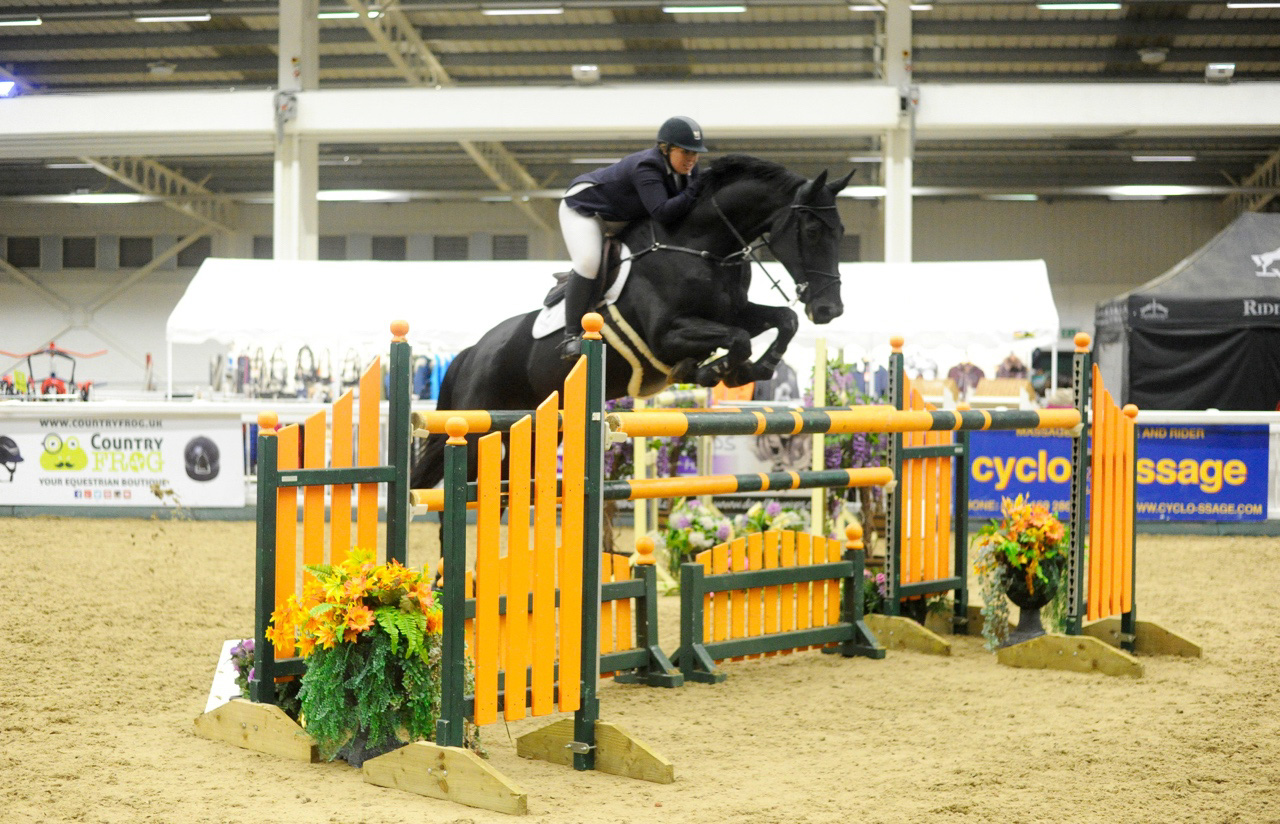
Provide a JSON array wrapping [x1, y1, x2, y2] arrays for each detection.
[[967, 424, 1270, 522]]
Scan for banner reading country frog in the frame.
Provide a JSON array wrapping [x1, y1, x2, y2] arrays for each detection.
[[0, 412, 242, 508], [968, 424, 1270, 522]]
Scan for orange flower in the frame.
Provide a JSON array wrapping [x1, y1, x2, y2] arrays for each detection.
[[347, 602, 375, 633], [314, 622, 338, 650], [424, 609, 442, 635]]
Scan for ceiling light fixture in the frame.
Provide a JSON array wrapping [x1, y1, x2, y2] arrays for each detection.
[[64, 193, 152, 204], [46, 162, 96, 169], [1131, 154, 1196, 162], [318, 10, 362, 18], [481, 6, 565, 15], [134, 13, 213, 23], [0, 15, 41, 26], [571, 63, 601, 83], [1138, 47, 1168, 65], [0, 80, 16, 97], [318, 189, 412, 202], [1035, 2, 1122, 9], [662, 5, 748, 13], [1225, 1, 1280, 7], [846, 155, 882, 163], [1205, 62, 1235, 81], [982, 194, 1040, 201], [571, 157, 623, 164], [147, 61, 177, 76]]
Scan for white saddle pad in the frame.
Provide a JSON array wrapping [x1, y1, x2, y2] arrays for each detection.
[[531, 248, 633, 339]]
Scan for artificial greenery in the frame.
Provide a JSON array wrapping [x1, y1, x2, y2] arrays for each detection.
[[971, 495, 1070, 651], [265, 548, 453, 763]]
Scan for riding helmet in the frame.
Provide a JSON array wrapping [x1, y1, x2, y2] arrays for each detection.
[[184, 435, 220, 481], [0, 435, 23, 467], [657, 116, 708, 153]]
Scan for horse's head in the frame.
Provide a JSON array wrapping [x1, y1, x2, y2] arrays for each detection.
[[766, 169, 853, 325]]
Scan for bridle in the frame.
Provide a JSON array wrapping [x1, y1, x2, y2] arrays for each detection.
[[620, 191, 842, 308]]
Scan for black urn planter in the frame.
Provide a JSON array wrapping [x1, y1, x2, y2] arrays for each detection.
[[1001, 555, 1065, 647]]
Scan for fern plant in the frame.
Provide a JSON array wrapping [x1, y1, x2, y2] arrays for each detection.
[[266, 548, 460, 764]]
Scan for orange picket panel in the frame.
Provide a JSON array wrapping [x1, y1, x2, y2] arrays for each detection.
[[746, 532, 764, 658], [302, 409, 326, 570], [921, 429, 939, 583], [614, 555, 633, 653], [356, 358, 381, 555], [531, 393, 559, 716], [329, 390, 354, 565], [504, 415, 532, 721], [599, 555, 617, 655], [761, 531, 780, 655], [472, 432, 502, 726], [1108, 386, 1124, 617], [937, 426, 954, 581], [697, 548, 714, 643], [729, 537, 747, 660], [1088, 366, 1105, 620], [1121, 405, 1135, 613], [825, 538, 842, 630], [795, 533, 813, 643], [557, 364, 585, 714], [712, 542, 730, 644], [778, 530, 796, 653]]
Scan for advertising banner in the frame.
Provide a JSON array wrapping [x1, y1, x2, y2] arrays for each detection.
[[967, 424, 1270, 522], [0, 412, 243, 508]]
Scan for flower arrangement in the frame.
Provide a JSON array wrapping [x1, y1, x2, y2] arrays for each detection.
[[971, 495, 1070, 650], [265, 548, 452, 763], [656, 498, 734, 579], [735, 498, 809, 535], [229, 638, 254, 698], [862, 568, 888, 615]]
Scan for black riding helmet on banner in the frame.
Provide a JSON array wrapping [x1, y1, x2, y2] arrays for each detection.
[[656, 115, 708, 153]]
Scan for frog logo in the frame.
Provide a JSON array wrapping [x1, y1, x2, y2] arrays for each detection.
[[40, 433, 88, 471]]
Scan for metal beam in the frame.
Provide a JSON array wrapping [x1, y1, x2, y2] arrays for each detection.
[[79, 156, 237, 233], [1225, 146, 1280, 214], [342, 0, 556, 229]]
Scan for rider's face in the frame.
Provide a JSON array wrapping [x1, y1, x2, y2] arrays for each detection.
[[666, 146, 700, 176]]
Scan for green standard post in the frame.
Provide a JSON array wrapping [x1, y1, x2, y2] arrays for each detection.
[[251, 419, 279, 706], [436, 421, 470, 748], [572, 330, 606, 772]]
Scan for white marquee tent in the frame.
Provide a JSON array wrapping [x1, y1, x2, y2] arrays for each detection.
[[169, 257, 1058, 395]]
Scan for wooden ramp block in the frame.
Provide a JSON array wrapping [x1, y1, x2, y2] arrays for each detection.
[[362, 742, 528, 816], [998, 633, 1143, 678], [193, 700, 317, 762], [864, 614, 951, 656], [516, 718, 675, 785], [1082, 618, 1203, 658]]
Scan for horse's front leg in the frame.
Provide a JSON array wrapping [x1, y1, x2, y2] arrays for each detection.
[[719, 303, 799, 387], [655, 317, 754, 387]]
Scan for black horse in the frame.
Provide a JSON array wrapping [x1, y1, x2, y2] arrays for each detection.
[[411, 154, 851, 490]]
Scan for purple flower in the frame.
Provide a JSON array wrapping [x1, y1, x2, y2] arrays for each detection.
[[765, 501, 782, 517], [247, 667, 256, 682], [671, 513, 691, 530], [686, 499, 701, 510], [716, 522, 731, 540]]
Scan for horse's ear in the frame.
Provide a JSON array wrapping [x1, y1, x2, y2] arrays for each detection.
[[827, 169, 855, 194], [798, 169, 829, 201]]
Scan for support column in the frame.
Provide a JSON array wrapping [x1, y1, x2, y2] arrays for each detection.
[[273, 0, 319, 261], [881, 0, 914, 264]]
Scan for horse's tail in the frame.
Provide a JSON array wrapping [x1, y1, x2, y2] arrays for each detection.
[[409, 345, 470, 491]]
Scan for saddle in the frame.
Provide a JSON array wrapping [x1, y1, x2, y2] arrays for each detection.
[[542, 235, 625, 309]]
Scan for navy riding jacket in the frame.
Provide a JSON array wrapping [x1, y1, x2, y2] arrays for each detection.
[[564, 147, 702, 226]]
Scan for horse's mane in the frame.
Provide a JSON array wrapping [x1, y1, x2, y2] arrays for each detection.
[[699, 154, 801, 196]]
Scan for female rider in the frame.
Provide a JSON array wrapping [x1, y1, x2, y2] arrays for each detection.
[[556, 115, 708, 360]]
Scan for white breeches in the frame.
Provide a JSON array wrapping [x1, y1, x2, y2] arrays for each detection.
[[559, 197, 604, 280]]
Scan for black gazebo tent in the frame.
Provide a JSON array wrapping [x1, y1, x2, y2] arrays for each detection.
[[1095, 212, 1280, 411]]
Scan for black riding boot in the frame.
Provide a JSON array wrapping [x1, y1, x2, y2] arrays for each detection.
[[558, 270, 597, 361]]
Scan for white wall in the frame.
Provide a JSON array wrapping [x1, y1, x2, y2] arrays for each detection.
[[0, 197, 1234, 392]]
